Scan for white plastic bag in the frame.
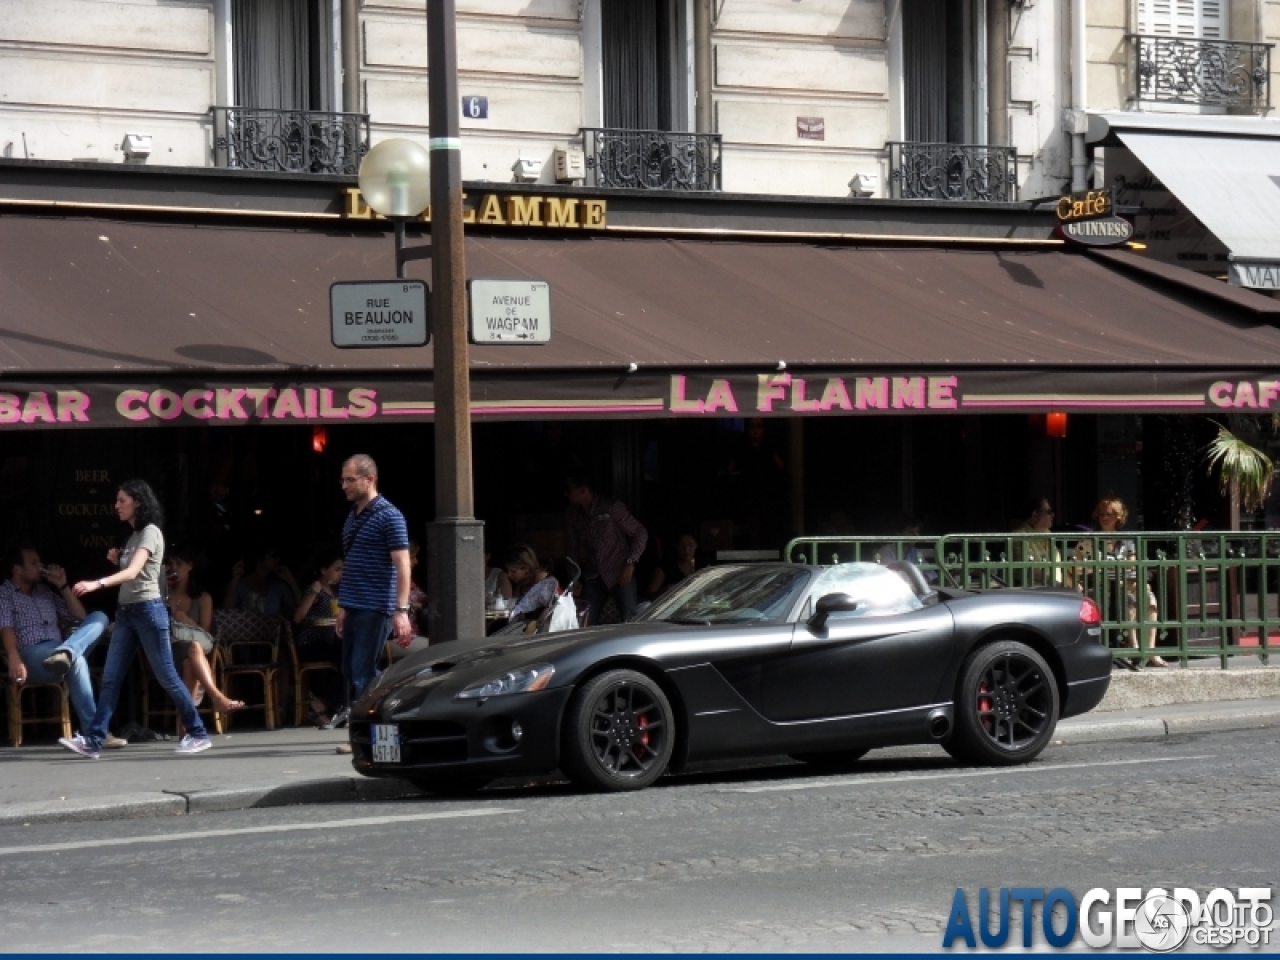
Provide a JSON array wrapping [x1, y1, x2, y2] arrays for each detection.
[[547, 593, 579, 633]]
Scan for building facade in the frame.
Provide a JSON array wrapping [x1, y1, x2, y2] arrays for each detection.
[[9, 0, 1274, 205], [3, 0, 1280, 587]]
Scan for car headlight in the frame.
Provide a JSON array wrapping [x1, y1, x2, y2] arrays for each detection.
[[456, 664, 555, 700]]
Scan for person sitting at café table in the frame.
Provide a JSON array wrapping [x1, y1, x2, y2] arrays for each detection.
[[0, 541, 123, 746], [1075, 497, 1167, 668], [1012, 496, 1062, 586], [293, 550, 345, 725], [166, 545, 245, 718], [503, 544, 560, 622]]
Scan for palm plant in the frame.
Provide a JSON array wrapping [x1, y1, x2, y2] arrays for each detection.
[[1203, 419, 1275, 529]]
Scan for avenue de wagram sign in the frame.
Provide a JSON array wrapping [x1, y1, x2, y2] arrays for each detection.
[[1, 369, 1276, 430]]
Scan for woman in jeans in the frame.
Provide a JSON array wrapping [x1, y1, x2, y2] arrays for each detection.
[[59, 479, 212, 758]]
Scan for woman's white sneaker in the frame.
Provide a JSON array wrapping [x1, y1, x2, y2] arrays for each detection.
[[58, 735, 101, 759], [175, 735, 211, 755]]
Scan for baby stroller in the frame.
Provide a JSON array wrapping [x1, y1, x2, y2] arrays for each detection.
[[492, 557, 582, 636]]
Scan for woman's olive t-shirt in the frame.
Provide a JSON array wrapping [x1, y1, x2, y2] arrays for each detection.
[[118, 524, 164, 606]]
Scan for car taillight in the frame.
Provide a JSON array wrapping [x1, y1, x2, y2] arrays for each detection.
[[1080, 598, 1102, 625]]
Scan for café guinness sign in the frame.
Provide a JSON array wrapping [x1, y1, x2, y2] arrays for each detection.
[[1059, 216, 1133, 247], [1056, 189, 1112, 223]]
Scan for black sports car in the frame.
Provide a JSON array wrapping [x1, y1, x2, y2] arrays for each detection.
[[350, 562, 1112, 793]]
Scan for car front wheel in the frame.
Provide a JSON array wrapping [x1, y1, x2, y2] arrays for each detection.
[[561, 669, 675, 792], [947, 640, 1059, 766]]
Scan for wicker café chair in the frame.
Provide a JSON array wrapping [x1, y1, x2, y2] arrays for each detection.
[[289, 620, 343, 727], [215, 609, 287, 730], [3, 653, 72, 747]]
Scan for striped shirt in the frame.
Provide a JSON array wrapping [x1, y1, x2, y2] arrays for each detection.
[[0, 580, 70, 650], [340, 495, 410, 613]]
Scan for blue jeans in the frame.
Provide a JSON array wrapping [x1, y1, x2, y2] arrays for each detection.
[[342, 607, 392, 704], [583, 577, 638, 625], [86, 599, 205, 750], [18, 611, 108, 730]]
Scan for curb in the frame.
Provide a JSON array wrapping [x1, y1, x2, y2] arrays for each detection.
[[0, 775, 423, 828], [1054, 701, 1280, 744], [5, 701, 1280, 829]]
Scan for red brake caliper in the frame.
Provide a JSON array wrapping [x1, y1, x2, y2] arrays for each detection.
[[636, 713, 650, 758], [978, 683, 993, 734]]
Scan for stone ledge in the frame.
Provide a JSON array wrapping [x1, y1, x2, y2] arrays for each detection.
[[1097, 667, 1280, 712]]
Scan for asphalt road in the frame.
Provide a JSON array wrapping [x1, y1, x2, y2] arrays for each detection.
[[2, 728, 1278, 953]]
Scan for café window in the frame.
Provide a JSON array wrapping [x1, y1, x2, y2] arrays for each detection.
[[232, 0, 336, 112], [1137, 0, 1225, 38], [901, 0, 978, 144]]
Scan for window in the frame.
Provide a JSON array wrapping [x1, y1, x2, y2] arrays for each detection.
[[232, 0, 335, 112], [601, 0, 678, 131], [901, 0, 976, 143], [806, 564, 924, 619], [1138, 0, 1225, 38]]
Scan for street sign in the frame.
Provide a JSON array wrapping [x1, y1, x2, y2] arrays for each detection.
[[468, 279, 551, 344], [330, 280, 429, 348], [1230, 261, 1280, 290]]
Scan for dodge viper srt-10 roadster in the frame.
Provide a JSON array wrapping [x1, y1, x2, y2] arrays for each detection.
[[350, 561, 1111, 792]]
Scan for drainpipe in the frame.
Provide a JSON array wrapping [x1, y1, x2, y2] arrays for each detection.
[[342, 0, 360, 113], [694, 0, 713, 133], [986, 0, 1008, 145], [1070, 0, 1088, 191]]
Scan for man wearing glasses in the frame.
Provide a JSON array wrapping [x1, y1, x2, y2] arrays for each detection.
[[331, 454, 412, 748], [1013, 496, 1061, 586]]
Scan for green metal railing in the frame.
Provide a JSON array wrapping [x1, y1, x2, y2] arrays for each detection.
[[785, 532, 1280, 668]]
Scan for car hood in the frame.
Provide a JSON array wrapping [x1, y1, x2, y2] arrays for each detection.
[[361, 621, 690, 707]]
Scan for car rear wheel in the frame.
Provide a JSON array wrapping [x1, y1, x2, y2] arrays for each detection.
[[561, 669, 675, 792], [789, 749, 869, 770], [947, 640, 1059, 766]]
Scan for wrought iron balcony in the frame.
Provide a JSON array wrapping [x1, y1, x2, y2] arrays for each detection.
[[1129, 35, 1273, 110], [887, 142, 1018, 203], [580, 128, 721, 192], [212, 107, 370, 175]]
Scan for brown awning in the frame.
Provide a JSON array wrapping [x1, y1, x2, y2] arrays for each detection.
[[2, 213, 1279, 428]]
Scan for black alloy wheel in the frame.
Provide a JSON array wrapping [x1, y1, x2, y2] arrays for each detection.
[[562, 669, 675, 791], [946, 640, 1059, 766]]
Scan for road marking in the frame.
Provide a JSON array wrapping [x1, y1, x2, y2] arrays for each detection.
[[721, 755, 1215, 794], [0, 807, 520, 858]]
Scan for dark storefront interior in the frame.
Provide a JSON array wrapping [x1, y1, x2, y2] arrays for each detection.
[[2, 409, 1244, 621]]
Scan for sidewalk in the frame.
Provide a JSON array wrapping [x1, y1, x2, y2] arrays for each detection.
[[0, 726, 419, 827], [2, 682, 1279, 829]]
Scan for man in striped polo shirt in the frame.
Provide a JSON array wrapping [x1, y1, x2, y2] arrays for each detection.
[[334, 454, 412, 742]]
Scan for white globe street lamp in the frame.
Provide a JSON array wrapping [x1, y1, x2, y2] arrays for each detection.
[[358, 138, 431, 218]]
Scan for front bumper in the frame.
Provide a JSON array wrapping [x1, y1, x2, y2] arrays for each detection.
[[350, 685, 574, 779]]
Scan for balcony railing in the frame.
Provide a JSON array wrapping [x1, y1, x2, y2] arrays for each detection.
[[1129, 35, 1273, 110], [212, 107, 370, 175], [580, 128, 722, 192], [887, 142, 1018, 203]]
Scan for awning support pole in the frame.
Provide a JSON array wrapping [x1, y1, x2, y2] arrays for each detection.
[[425, 0, 485, 646]]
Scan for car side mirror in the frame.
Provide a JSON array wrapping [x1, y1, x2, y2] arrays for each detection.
[[809, 592, 859, 631]]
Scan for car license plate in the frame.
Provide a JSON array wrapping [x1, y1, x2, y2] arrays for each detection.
[[371, 723, 401, 763]]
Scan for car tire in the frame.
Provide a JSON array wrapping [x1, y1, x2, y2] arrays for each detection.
[[408, 775, 492, 796], [789, 749, 869, 769], [561, 669, 675, 792], [947, 640, 1059, 766]]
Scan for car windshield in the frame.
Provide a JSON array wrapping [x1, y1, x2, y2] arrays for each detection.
[[639, 566, 812, 625], [806, 563, 924, 618]]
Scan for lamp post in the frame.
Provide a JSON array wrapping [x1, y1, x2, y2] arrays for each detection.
[[355, 0, 484, 646]]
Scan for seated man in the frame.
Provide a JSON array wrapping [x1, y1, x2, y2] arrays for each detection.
[[0, 542, 119, 745]]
